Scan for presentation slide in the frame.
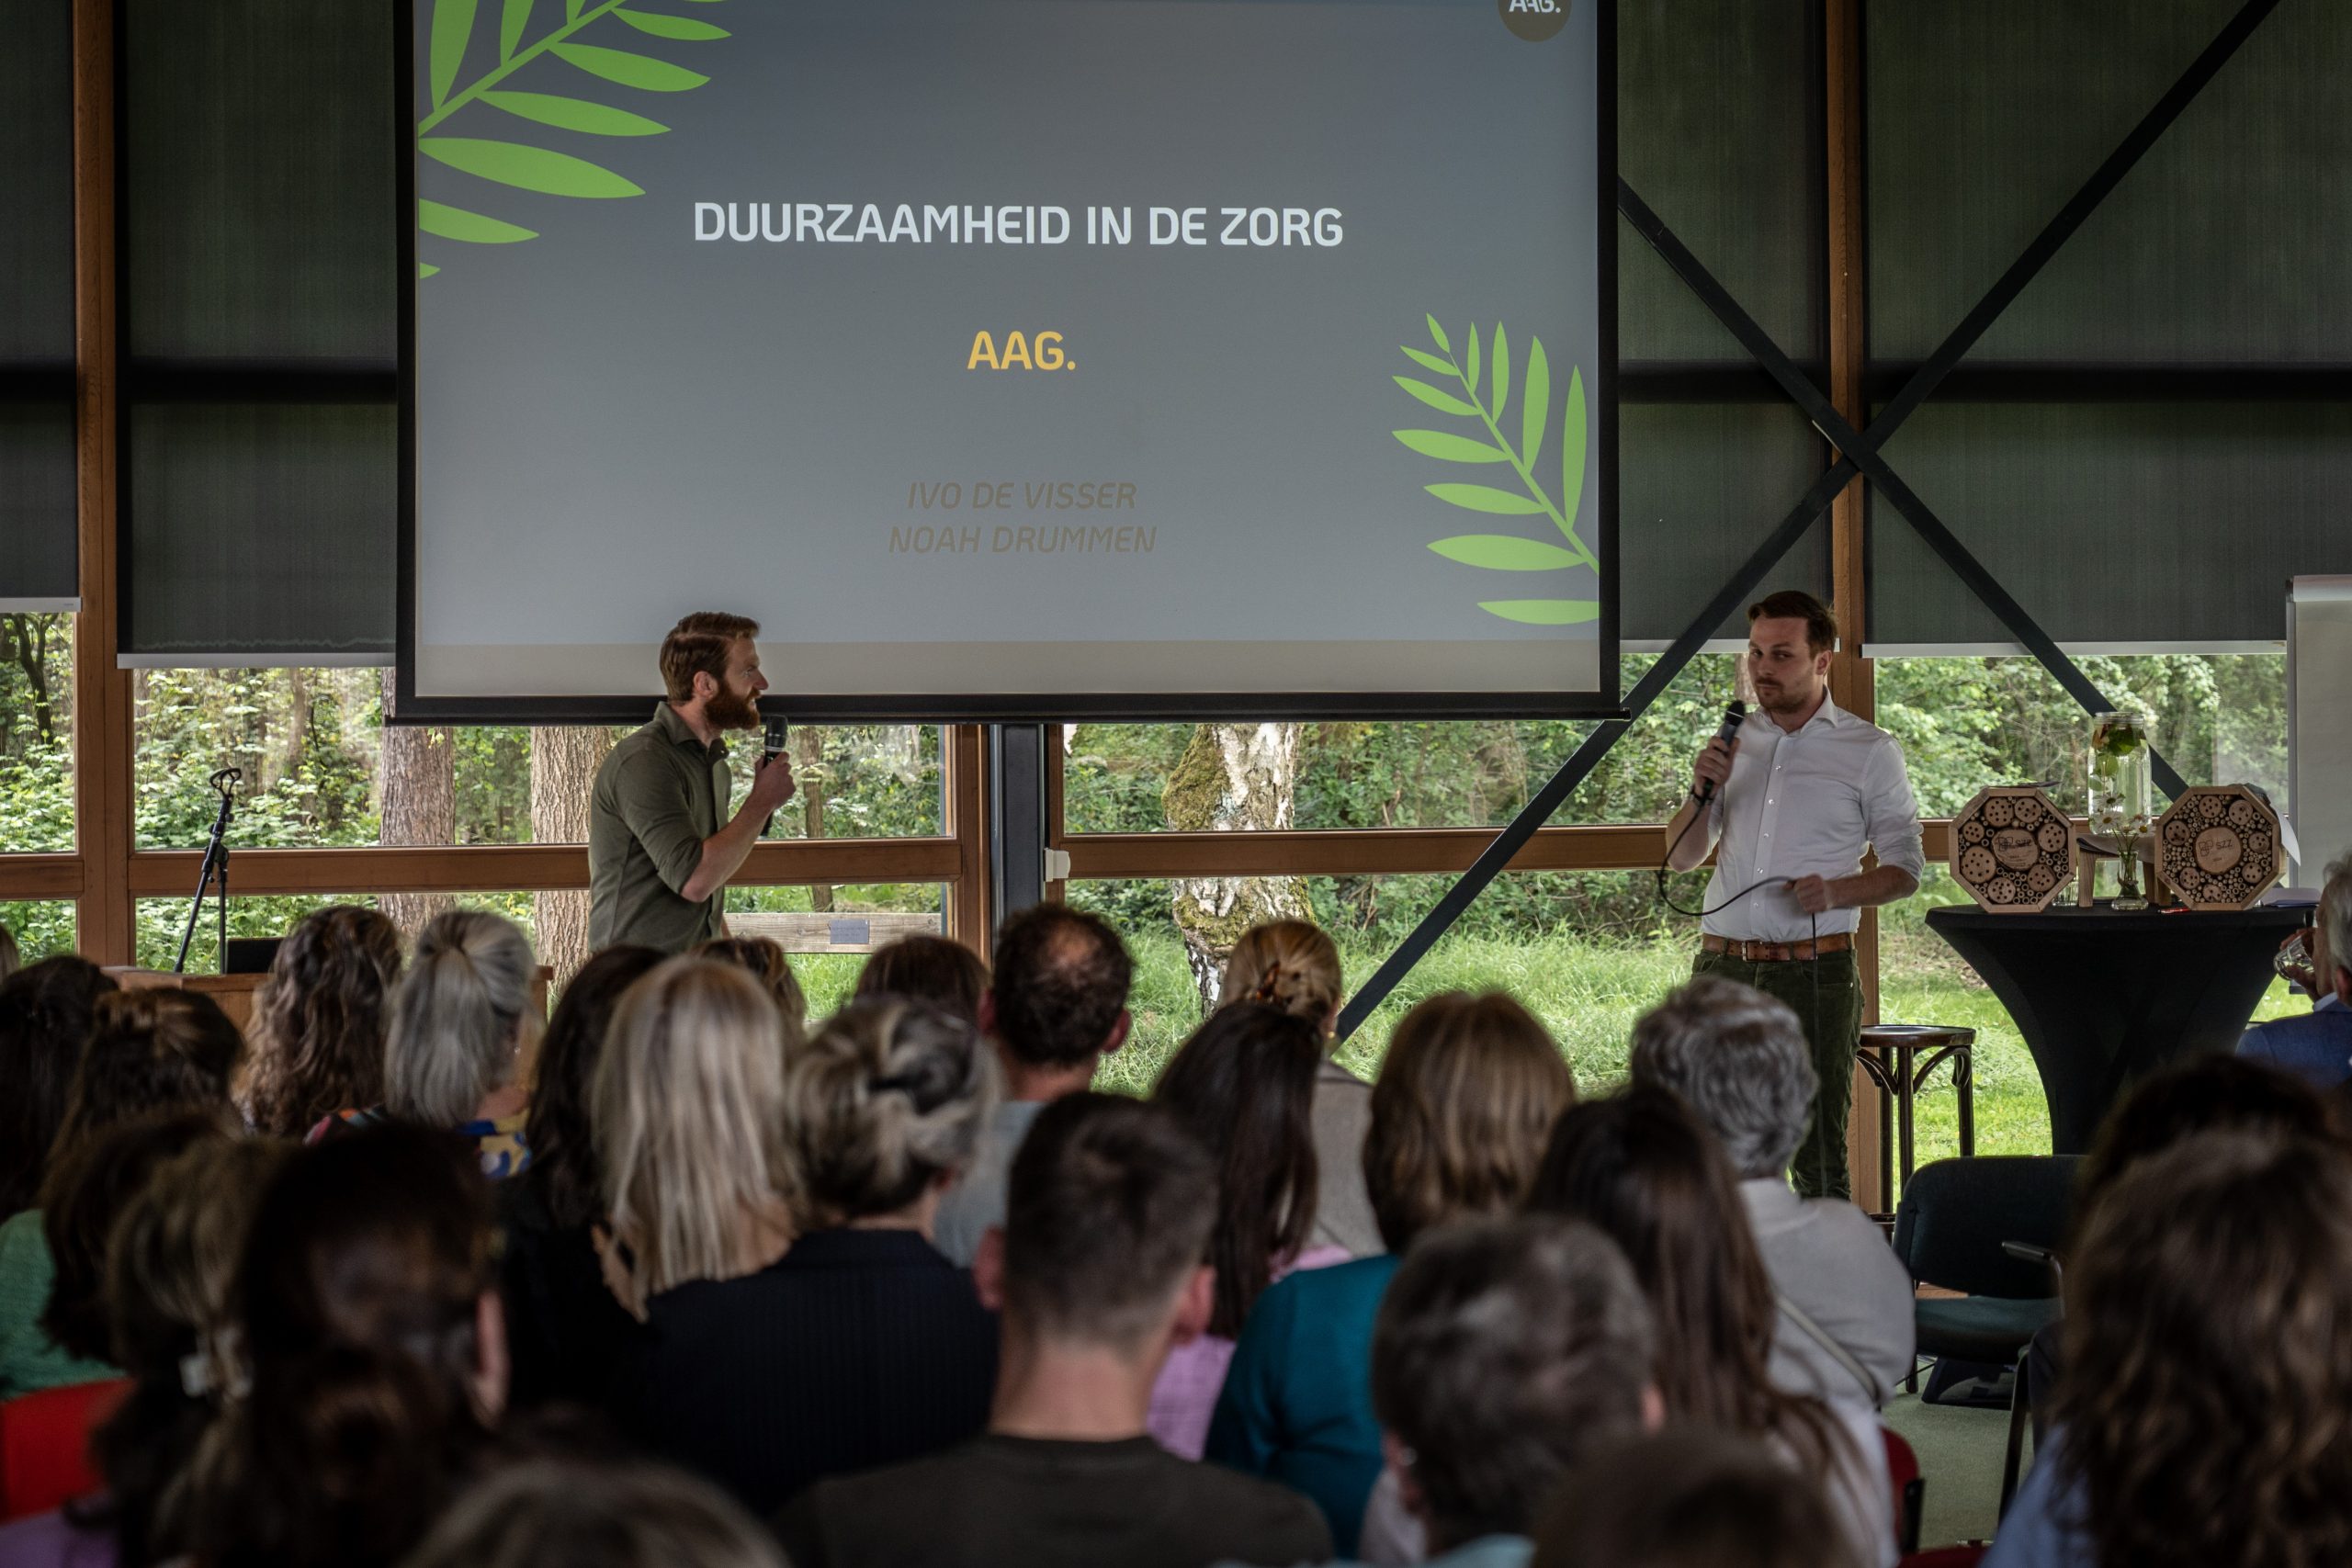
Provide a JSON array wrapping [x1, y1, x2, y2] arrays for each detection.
[[404, 0, 1612, 717]]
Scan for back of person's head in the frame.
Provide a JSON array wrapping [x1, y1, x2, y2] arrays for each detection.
[[2076, 1053, 2334, 1233], [96, 1135, 294, 1567], [1373, 1215, 1655, 1553], [386, 909, 537, 1128], [1528, 1088, 1836, 1471], [1366, 990, 1576, 1251], [525, 944, 664, 1232], [987, 903, 1133, 1070], [2056, 1128, 2352, 1568], [1221, 919, 1343, 1032], [247, 905, 406, 1138], [594, 957, 789, 1314], [995, 1092, 1216, 1354], [196, 1122, 502, 1568], [41, 1109, 235, 1362], [783, 998, 997, 1229], [691, 935, 808, 1053], [0, 954, 118, 1216], [401, 1458, 786, 1568], [48, 987, 242, 1177], [1152, 1001, 1322, 1337], [854, 934, 991, 1027], [1532, 1428, 1859, 1568], [1627, 977, 1815, 1182]]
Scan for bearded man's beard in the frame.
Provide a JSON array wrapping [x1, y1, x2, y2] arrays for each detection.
[[704, 683, 760, 730]]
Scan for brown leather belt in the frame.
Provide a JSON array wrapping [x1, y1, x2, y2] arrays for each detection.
[[1701, 931, 1855, 963]]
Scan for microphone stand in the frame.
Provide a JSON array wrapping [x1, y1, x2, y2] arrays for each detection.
[[174, 768, 239, 975]]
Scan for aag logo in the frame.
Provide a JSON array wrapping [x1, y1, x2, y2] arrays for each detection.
[[1499, 0, 1569, 43]]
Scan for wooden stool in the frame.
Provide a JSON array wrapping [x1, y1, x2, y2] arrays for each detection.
[[1856, 1023, 1977, 1217]]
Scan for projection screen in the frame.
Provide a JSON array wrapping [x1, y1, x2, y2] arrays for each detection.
[[401, 0, 1615, 720]]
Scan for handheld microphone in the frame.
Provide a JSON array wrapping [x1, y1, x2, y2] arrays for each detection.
[[761, 715, 788, 836], [1694, 701, 1747, 803]]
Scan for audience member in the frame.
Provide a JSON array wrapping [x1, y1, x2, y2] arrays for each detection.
[[187, 1122, 507, 1568], [933, 905, 1133, 1265], [775, 1093, 1332, 1568], [365, 910, 539, 1178], [497, 944, 663, 1409], [0, 924, 18, 984], [1222, 919, 1381, 1257], [1, 992, 242, 1400], [242, 906, 404, 1139], [1627, 976, 1912, 1410], [1335, 1215, 1658, 1568], [1531, 1428, 1860, 1568], [0, 958, 117, 1221], [691, 935, 808, 1054], [604, 995, 998, 1515], [1986, 1128, 2352, 1568], [401, 1458, 787, 1568], [854, 933, 990, 1027], [2235, 851, 2352, 1089], [1528, 1088, 1890, 1567], [1148, 1002, 1343, 1458], [1207, 990, 1575, 1553]]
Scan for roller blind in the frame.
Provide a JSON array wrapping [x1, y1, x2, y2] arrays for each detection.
[[0, 0, 77, 609]]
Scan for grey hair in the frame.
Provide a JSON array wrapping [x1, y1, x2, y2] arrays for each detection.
[[1628, 977, 1816, 1181], [400, 1459, 786, 1568], [2324, 852, 2352, 994], [384, 910, 537, 1129], [783, 998, 999, 1228]]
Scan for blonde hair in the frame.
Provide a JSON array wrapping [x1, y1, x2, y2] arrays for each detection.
[[691, 936, 808, 1054], [1221, 920, 1344, 1032], [385, 911, 537, 1128], [594, 959, 792, 1315], [1366, 991, 1577, 1251], [783, 998, 998, 1229]]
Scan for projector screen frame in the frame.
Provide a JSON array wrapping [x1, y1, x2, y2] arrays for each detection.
[[393, 0, 1620, 727]]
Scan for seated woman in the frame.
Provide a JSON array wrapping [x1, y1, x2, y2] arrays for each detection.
[[0, 991, 242, 1400], [243, 906, 404, 1139], [1985, 1127, 2352, 1568], [600, 982, 997, 1515], [1205, 990, 1576, 1553], [854, 934, 990, 1028], [1528, 1089, 1893, 1568], [1220, 919, 1381, 1258], [0, 957, 119, 1224], [187, 1122, 510, 1568], [1148, 1001, 1345, 1460], [348, 910, 539, 1179], [496, 943, 664, 1410]]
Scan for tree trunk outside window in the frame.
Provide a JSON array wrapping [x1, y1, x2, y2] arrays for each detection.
[[1163, 723, 1307, 1014], [532, 724, 615, 986], [378, 671, 456, 940]]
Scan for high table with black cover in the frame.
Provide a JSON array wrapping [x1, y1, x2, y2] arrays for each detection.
[[1924, 903, 2308, 1154]]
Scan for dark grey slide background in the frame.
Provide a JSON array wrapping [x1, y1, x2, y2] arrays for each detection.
[[412, 0, 1604, 705]]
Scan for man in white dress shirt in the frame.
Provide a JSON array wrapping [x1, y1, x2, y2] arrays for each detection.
[[1661, 591, 1925, 1200]]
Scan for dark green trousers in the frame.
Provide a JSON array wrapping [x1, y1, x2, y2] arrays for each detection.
[[1690, 947, 1862, 1200]]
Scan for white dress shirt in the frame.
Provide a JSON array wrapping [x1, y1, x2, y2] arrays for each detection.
[[1698, 693, 1924, 942]]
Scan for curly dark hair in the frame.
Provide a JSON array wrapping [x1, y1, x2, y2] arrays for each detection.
[[2073, 1053, 2334, 1246], [41, 1109, 235, 1363], [523, 944, 664, 1231], [854, 935, 990, 1028], [246, 906, 405, 1137], [2056, 1128, 2352, 1568], [48, 988, 242, 1180], [987, 905, 1132, 1070], [0, 955, 118, 1216]]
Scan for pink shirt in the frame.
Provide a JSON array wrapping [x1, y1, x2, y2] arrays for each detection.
[[1146, 1245, 1351, 1459]]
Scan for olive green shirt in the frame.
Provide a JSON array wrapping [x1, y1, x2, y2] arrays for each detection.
[[588, 704, 733, 954]]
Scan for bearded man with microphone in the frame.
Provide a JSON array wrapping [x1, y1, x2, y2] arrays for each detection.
[[1660, 591, 1924, 1200]]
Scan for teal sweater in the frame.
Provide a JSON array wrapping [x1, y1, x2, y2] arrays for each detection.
[[0, 1208, 119, 1398]]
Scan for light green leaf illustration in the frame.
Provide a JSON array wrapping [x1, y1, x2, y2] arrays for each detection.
[[419, 262, 442, 277], [419, 198, 539, 243], [1392, 430, 1510, 464], [1425, 484, 1547, 515], [1430, 536, 1584, 570], [1521, 336, 1549, 471], [1400, 345, 1454, 377], [1477, 599, 1600, 625], [430, 0, 479, 107], [566, 0, 583, 19], [421, 137, 643, 197], [1463, 323, 1480, 399], [616, 9, 729, 39], [550, 40, 710, 89], [482, 90, 668, 134], [500, 0, 534, 60], [1426, 315, 1452, 355], [1561, 367, 1589, 527], [1489, 324, 1510, 423], [1393, 377, 1480, 419]]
